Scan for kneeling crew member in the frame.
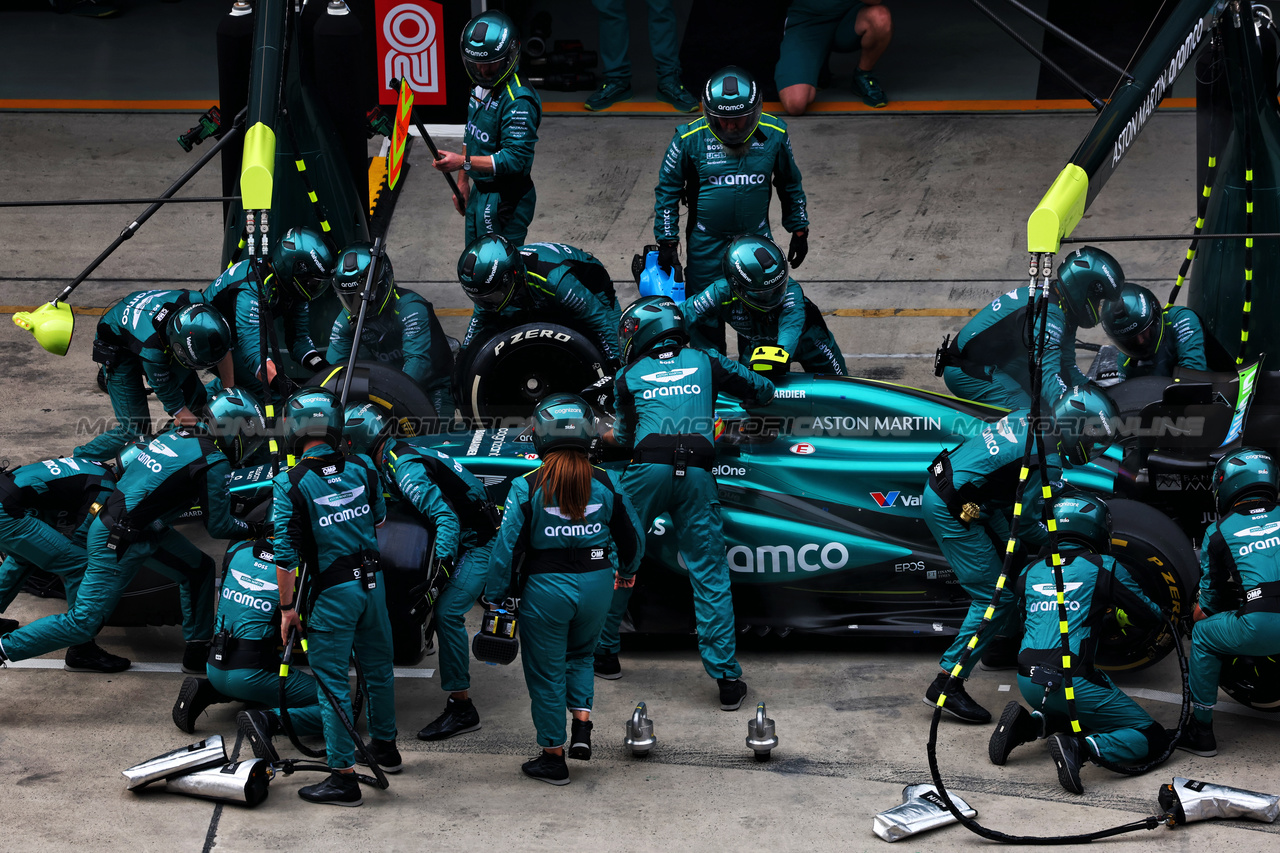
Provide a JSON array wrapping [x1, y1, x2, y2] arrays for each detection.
[[1100, 284, 1208, 381], [0, 455, 129, 672], [486, 394, 643, 785], [594, 296, 775, 710], [1180, 448, 1280, 757], [921, 386, 1118, 723], [682, 234, 845, 375], [988, 495, 1169, 794]]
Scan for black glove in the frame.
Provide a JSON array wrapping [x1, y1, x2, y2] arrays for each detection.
[[580, 374, 615, 411], [657, 239, 679, 273], [788, 230, 809, 268], [269, 371, 301, 400], [301, 351, 331, 374]]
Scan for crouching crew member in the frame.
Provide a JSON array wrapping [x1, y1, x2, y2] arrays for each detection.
[[0, 455, 129, 672], [1100, 283, 1208, 381], [240, 389, 399, 807], [594, 296, 774, 710], [1180, 448, 1280, 757], [485, 395, 643, 785], [681, 234, 845, 375], [988, 495, 1169, 794], [0, 390, 266, 673], [342, 403, 503, 742], [922, 387, 1118, 723]]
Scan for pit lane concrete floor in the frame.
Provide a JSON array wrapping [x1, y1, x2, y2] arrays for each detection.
[[3, 110, 1279, 851]]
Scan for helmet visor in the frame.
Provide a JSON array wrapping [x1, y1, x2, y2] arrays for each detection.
[[706, 105, 762, 146], [737, 281, 787, 312], [463, 54, 515, 88], [1116, 319, 1162, 361]]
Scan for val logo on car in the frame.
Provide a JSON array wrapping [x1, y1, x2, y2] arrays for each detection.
[[871, 491, 922, 507]]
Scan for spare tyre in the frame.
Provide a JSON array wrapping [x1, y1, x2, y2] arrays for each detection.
[[457, 323, 607, 421], [308, 360, 438, 436], [1220, 654, 1280, 711], [377, 509, 435, 666]]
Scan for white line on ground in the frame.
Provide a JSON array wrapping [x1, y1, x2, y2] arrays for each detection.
[[841, 353, 933, 358], [998, 682, 1278, 723], [5, 659, 435, 678]]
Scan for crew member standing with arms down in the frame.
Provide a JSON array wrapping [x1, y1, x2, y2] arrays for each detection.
[[1179, 448, 1280, 758], [0, 390, 267, 675], [486, 394, 644, 785], [0, 455, 130, 672], [682, 234, 846, 375], [456, 235, 623, 370], [920, 387, 1118, 723], [341, 403, 501, 742], [936, 247, 1124, 410], [1100, 283, 1209, 381], [654, 66, 809, 299], [77, 290, 234, 461], [594, 297, 775, 709], [326, 244, 455, 422], [246, 389, 400, 807], [434, 10, 542, 248], [988, 495, 1170, 794]]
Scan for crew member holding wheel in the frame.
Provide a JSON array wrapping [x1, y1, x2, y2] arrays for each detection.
[[433, 10, 542, 248], [921, 387, 1118, 723], [988, 494, 1169, 795], [1180, 448, 1280, 758], [484, 394, 644, 785], [593, 296, 774, 709], [456, 234, 623, 371], [326, 243, 455, 422], [681, 234, 845, 375], [77, 290, 234, 461]]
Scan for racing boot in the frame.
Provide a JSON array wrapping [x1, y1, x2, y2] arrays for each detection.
[[237, 709, 281, 763], [182, 640, 212, 675], [0, 617, 18, 634], [416, 695, 481, 741], [64, 640, 131, 673], [299, 771, 362, 806], [568, 718, 593, 761], [1175, 718, 1218, 757], [594, 651, 622, 680], [522, 749, 570, 786], [718, 677, 749, 711], [356, 738, 403, 774], [1049, 734, 1087, 794], [988, 701, 1043, 765], [923, 672, 991, 723], [172, 676, 230, 734]]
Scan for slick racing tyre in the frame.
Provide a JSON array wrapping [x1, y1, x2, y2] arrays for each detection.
[[23, 566, 181, 628], [1219, 654, 1280, 711], [308, 361, 438, 435], [1094, 499, 1198, 672], [457, 323, 607, 421], [377, 509, 435, 666]]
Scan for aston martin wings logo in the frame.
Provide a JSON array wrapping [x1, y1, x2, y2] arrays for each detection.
[[230, 568, 278, 593], [313, 485, 365, 508], [1032, 581, 1084, 596], [544, 504, 603, 519], [148, 439, 179, 457], [640, 367, 698, 383], [1238, 520, 1280, 537]]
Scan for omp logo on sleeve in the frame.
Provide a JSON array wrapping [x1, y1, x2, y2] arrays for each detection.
[[230, 568, 278, 593], [640, 367, 699, 383]]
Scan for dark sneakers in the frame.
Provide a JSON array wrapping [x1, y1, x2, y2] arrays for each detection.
[[522, 750, 570, 785], [63, 640, 131, 673], [656, 78, 699, 112], [172, 676, 229, 734], [988, 701, 1042, 765], [181, 641, 211, 675], [238, 709, 281, 764], [584, 79, 633, 112], [593, 651, 622, 680], [853, 69, 889, 108], [416, 696, 481, 741], [1049, 734, 1087, 794], [1176, 718, 1218, 757], [357, 738, 403, 774], [568, 719, 593, 761], [299, 771, 363, 806], [718, 678, 749, 711], [923, 672, 992, 723]]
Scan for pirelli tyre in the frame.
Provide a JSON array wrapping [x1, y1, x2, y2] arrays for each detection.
[[23, 565, 182, 628], [308, 360, 438, 435], [1094, 499, 1199, 672], [376, 509, 435, 666], [456, 323, 608, 421], [1219, 654, 1280, 711]]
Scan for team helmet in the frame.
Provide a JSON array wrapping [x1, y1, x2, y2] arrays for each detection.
[[1052, 385, 1120, 467], [166, 303, 232, 370], [280, 388, 344, 455], [458, 234, 525, 310], [703, 66, 763, 147], [724, 235, 789, 311], [332, 242, 395, 317], [343, 402, 393, 458], [460, 10, 520, 88], [1102, 284, 1163, 361], [272, 227, 334, 302], [618, 296, 687, 364], [1213, 447, 1278, 514], [1050, 493, 1113, 553], [531, 393, 595, 455], [203, 388, 268, 467], [1055, 246, 1125, 329]]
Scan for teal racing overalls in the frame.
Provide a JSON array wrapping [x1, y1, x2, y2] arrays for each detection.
[[595, 343, 775, 680], [1017, 551, 1168, 765], [1191, 502, 1280, 724], [486, 466, 643, 747], [272, 449, 395, 770], [924, 411, 1060, 679], [682, 276, 846, 374], [463, 73, 542, 247], [1115, 305, 1209, 380]]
